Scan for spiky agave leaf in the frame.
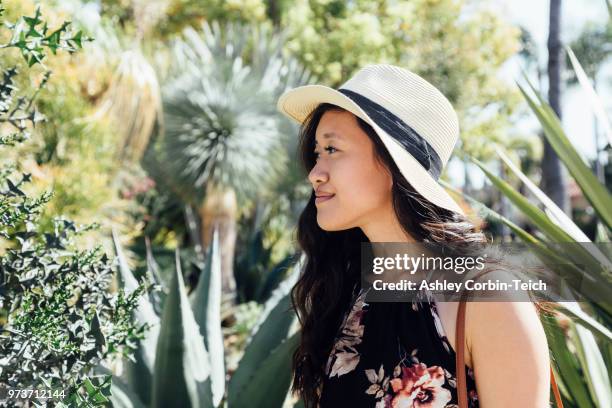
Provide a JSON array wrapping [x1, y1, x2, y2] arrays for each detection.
[[159, 20, 312, 206]]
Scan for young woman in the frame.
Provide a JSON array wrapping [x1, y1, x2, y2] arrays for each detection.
[[276, 65, 552, 408]]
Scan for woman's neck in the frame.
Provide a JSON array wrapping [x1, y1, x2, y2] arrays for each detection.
[[360, 209, 417, 244]]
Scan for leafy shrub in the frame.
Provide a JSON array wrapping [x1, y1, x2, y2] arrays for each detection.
[[0, 2, 149, 405]]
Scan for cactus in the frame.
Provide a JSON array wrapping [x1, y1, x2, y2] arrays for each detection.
[[106, 227, 304, 407]]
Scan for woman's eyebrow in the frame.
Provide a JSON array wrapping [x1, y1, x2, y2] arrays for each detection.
[[314, 132, 342, 145]]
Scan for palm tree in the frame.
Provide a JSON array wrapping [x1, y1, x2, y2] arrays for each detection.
[[542, 0, 570, 213], [156, 20, 312, 302]]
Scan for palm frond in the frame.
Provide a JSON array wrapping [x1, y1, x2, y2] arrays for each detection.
[[566, 45, 612, 147], [94, 49, 163, 163]]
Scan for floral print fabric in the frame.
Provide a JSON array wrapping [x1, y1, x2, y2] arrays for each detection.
[[319, 288, 479, 408]]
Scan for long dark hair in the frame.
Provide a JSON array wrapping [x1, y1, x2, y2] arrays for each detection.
[[291, 103, 552, 408], [289, 102, 492, 407]]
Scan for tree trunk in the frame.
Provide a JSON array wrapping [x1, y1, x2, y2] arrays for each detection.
[[541, 0, 570, 214], [199, 187, 238, 304]]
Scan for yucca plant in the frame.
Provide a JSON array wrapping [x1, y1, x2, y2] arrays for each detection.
[[444, 45, 612, 407], [150, 20, 312, 303], [104, 227, 303, 408]]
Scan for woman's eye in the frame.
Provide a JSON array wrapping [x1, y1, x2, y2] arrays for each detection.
[[325, 146, 337, 154], [314, 146, 337, 160]]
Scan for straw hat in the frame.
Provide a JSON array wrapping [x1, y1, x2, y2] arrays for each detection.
[[276, 63, 464, 215]]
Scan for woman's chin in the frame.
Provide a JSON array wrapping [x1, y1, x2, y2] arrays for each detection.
[[316, 215, 352, 232]]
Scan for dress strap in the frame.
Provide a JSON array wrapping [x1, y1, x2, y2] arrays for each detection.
[[456, 300, 468, 408]]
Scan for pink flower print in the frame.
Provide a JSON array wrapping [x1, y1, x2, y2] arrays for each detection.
[[388, 363, 451, 408], [325, 289, 368, 378]]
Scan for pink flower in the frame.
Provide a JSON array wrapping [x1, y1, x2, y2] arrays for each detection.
[[388, 363, 451, 408]]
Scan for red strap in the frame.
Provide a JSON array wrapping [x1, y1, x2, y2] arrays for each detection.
[[455, 300, 564, 407], [550, 365, 564, 407]]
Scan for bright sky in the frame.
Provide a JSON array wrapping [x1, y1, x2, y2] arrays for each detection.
[[447, 0, 611, 188]]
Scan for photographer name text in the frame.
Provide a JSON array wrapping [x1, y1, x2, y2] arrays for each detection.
[[372, 278, 547, 292]]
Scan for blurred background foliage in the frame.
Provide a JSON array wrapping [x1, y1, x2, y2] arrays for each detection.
[[1, 0, 531, 256]]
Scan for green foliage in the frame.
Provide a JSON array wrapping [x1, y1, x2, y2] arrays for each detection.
[[0, 0, 140, 250], [566, 21, 612, 81], [190, 229, 224, 405], [461, 50, 612, 407], [125, 176, 185, 246], [234, 198, 298, 303], [151, 250, 214, 408], [0, 64, 47, 146], [0, 1, 150, 404], [517, 76, 612, 230], [110, 229, 302, 407], [223, 300, 264, 370], [0, 4, 91, 67], [227, 265, 298, 407], [158, 0, 269, 37]]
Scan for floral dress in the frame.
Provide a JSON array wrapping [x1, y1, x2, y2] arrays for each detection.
[[318, 286, 479, 408]]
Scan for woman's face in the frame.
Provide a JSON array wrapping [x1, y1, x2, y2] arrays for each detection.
[[308, 109, 394, 232]]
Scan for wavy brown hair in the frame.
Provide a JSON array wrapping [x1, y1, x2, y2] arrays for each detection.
[[289, 102, 553, 408]]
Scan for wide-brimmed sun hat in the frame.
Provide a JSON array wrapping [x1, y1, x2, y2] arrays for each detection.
[[276, 63, 465, 215]]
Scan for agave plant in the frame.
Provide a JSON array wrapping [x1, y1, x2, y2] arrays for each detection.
[[104, 227, 303, 408], [444, 45, 612, 407], [151, 20, 312, 303]]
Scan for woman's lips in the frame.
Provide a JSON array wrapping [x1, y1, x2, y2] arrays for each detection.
[[315, 194, 335, 204]]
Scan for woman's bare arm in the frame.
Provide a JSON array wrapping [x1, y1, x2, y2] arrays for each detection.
[[467, 300, 551, 407]]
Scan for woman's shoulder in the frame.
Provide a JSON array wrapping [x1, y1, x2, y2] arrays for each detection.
[[463, 300, 550, 405], [466, 301, 545, 349], [434, 297, 545, 371]]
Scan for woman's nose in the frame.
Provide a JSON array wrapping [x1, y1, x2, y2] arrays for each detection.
[[308, 163, 329, 186]]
